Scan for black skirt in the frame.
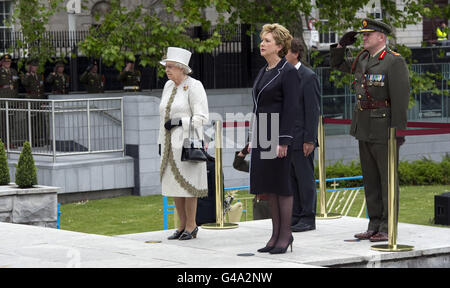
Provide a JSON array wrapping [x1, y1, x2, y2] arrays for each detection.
[[250, 147, 294, 196]]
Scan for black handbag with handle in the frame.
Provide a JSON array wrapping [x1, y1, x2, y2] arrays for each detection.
[[181, 117, 207, 162]]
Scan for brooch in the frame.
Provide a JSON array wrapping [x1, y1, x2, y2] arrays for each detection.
[[183, 84, 188, 91]]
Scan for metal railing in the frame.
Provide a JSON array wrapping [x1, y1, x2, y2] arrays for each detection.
[[0, 97, 124, 162]]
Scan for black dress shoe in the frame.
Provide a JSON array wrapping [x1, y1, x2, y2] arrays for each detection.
[[291, 222, 315, 232], [179, 227, 199, 240], [269, 235, 294, 254], [257, 246, 275, 253], [167, 229, 184, 240]]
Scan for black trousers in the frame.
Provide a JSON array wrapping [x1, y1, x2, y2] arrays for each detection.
[[291, 149, 317, 226], [359, 140, 399, 233]]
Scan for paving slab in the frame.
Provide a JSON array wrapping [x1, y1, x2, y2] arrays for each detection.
[[0, 217, 449, 268]]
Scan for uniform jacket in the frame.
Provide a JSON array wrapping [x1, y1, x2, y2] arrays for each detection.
[[330, 45, 410, 143], [158, 76, 209, 197], [46, 72, 70, 94], [292, 63, 320, 150], [80, 72, 104, 93], [21, 72, 45, 99], [0, 67, 19, 98], [118, 70, 141, 87]]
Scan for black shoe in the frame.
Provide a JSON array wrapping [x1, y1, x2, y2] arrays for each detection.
[[291, 217, 300, 226], [179, 227, 199, 240], [291, 222, 315, 232], [167, 229, 184, 240], [269, 235, 294, 254], [257, 246, 275, 253]]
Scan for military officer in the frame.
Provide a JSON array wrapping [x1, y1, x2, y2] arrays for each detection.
[[80, 60, 105, 93], [0, 54, 20, 145], [21, 59, 46, 99], [330, 19, 410, 242], [20, 59, 48, 147], [0, 54, 19, 98], [46, 60, 70, 94], [118, 59, 141, 91]]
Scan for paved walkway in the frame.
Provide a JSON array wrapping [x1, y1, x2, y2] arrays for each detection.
[[0, 217, 449, 268]]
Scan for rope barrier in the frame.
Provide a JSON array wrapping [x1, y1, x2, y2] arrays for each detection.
[[323, 117, 450, 136]]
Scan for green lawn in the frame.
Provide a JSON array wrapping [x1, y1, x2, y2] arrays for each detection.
[[60, 185, 450, 236]]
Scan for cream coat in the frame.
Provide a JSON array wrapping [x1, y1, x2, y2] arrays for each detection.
[[158, 76, 209, 198]]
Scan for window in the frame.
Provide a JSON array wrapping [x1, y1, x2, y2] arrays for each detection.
[[0, 1, 12, 51], [319, 20, 336, 44], [369, 7, 384, 20]]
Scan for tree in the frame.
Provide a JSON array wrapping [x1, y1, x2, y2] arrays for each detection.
[[79, 0, 222, 73], [0, 140, 10, 185], [15, 141, 37, 188], [9, 0, 65, 72]]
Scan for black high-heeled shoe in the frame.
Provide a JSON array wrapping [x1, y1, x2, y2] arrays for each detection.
[[179, 226, 198, 240], [167, 229, 185, 240], [269, 235, 294, 254], [257, 246, 275, 253]]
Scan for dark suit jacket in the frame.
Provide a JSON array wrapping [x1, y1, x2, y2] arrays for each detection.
[[251, 58, 300, 147], [291, 63, 320, 151]]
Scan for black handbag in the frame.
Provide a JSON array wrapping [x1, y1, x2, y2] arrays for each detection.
[[181, 117, 207, 162]]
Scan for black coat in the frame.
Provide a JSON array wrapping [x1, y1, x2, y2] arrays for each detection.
[[291, 63, 321, 150], [249, 58, 300, 196]]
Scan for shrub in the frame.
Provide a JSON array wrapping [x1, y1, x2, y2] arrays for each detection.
[[0, 139, 9, 185], [15, 141, 37, 188]]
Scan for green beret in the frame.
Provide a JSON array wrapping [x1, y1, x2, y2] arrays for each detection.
[[359, 18, 392, 35]]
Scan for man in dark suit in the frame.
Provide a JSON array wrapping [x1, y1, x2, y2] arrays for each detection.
[[285, 39, 321, 232]]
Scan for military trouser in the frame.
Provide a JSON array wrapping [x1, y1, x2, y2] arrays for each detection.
[[359, 140, 400, 233]]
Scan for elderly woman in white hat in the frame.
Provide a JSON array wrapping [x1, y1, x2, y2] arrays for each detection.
[[158, 47, 209, 240]]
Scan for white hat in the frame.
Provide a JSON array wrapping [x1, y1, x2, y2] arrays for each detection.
[[160, 47, 192, 74]]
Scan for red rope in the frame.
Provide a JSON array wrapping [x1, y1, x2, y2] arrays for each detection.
[[323, 117, 450, 136], [222, 118, 450, 136]]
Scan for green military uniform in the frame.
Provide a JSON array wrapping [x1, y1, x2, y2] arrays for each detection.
[[21, 59, 46, 99], [80, 61, 104, 93], [20, 59, 48, 146], [0, 54, 19, 98], [118, 61, 141, 91], [330, 19, 410, 235], [0, 54, 21, 146], [46, 62, 70, 94]]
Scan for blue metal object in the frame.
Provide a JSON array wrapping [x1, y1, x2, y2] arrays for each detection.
[[57, 203, 61, 229], [162, 196, 176, 230]]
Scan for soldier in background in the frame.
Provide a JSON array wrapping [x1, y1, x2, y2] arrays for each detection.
[[21, 59, 46, 99], [46, 60, 70, 94], [118, 59, 141, 91], [80, 60, 104, 93], [0, 54, 20, 146], [0, 54, 19, 98], [20, 58, 48, 147]]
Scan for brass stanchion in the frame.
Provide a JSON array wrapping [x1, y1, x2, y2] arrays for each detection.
[[371, 128, 413, 252], [202, 120, 238, 230], [316, 115, 341, 219]]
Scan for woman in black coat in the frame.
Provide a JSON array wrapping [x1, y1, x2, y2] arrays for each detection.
[[248, 24, 300, 254]]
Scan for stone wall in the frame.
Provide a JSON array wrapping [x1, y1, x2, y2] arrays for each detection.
[[0, 185, 59, 228]]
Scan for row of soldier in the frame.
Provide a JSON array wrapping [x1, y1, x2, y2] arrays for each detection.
[[0, 54, 142, 99]]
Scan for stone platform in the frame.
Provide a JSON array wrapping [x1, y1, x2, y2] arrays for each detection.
[[0, 216, 448, 268]]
